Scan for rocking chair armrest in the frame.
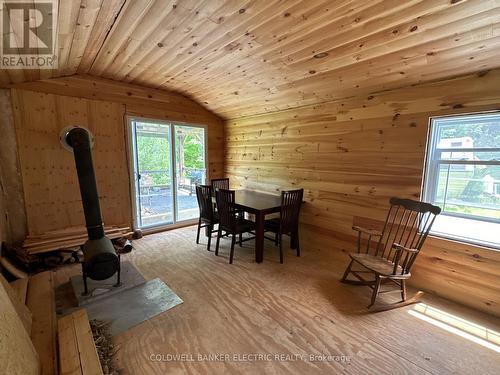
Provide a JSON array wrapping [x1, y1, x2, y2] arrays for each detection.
[[352, 226, 383, 237], [392, 243, 419, 253]]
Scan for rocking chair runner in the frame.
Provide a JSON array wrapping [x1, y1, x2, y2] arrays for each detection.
[[341, 197, 441, 308]]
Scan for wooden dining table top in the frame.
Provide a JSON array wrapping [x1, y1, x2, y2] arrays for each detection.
[[232, 189, 282, 213], [212, 189, 282, 212]]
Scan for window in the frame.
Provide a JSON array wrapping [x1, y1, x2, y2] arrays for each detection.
[[423, 112, 500, 249]]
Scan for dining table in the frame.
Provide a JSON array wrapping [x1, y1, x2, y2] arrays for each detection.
[[232, 189, 292, 263]]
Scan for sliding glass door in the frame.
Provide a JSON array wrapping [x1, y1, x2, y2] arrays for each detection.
[[129, 118, 207, 229], [174, 125, 207, 222]]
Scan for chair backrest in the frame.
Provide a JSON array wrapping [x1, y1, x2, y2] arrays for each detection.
[[215, 189, 236, 231], [376, 197, 441, 275], [195, 185, 214, 222], [211, 178, 229, 191], [279, 189, 304, 234]]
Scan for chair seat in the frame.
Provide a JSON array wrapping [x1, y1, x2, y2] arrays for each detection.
[[349, 253, 408, 277], [235, 218, 255, 233], [220, 218, 255, 234], [201, 212, 219, 224], [264, 217, 280, 232]]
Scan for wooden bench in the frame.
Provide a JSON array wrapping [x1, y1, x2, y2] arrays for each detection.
[[1, 271, 102, 375], [58, 309, 103, 375]]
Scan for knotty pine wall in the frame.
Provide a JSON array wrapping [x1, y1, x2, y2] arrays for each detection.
[[225, 70, 500, 317], [5, 76, 224, 237]]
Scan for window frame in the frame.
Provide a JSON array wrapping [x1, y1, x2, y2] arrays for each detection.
[[422, 111, 500, 248], [494, 183, 500, 197]]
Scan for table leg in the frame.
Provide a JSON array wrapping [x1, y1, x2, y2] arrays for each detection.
[[255, 212, 264, 263]]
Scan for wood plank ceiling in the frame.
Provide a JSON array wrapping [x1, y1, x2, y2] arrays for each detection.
[[2, 0, 500, 119]]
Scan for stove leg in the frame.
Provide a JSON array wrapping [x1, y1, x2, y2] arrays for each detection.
[[114, 255, 122, 288], [82, 265, 89, 296]]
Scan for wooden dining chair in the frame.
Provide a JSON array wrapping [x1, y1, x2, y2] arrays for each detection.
[[264, 189, 304, 264], [195, 185, 218, 251], [215, 189, 256, 264], [211, 177, 246, 218], [211, 178, 229, 191], [341, 197, 441, 308]]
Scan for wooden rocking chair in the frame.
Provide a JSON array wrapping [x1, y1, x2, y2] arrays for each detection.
[[341, 197, 441, 308]]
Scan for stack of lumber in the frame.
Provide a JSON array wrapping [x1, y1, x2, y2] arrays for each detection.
[[0, 274, 39, 375], [22, 225, 133, 255], [58, 309, 104, 375], [2, 270, 104, 375], [1, 271, 58, 375]]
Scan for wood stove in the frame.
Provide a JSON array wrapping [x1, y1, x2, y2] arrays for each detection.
[[62, 126, 120, 295]]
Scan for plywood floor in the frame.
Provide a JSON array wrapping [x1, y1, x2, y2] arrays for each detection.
[[54, 226, 500, 374]]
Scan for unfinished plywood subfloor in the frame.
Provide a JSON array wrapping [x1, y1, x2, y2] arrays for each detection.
[[54, 226, 500, 374]]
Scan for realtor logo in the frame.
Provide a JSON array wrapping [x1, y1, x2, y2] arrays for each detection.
[[1, 0, 57, 69]]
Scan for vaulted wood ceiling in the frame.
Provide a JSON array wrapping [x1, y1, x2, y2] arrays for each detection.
[[2, 0, 500, 119]]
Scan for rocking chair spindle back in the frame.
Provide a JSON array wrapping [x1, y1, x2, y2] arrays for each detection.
[[342, 197, 441, 308], [375, 198, 441, 275]]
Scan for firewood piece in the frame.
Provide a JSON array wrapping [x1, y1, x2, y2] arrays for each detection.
[[0, 256, 29, 279]]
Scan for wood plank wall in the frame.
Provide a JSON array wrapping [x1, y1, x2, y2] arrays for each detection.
[[10, 75, 225, 182], [0, 90, 27, 243], [0, 90, 13, 244], [11, 90, 130, 235], [8, 76, 224, 237], [225, 69, 500, 318]]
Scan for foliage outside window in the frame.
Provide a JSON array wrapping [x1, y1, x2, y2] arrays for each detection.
[[136, 123, 205, 186], [423, 112, 500, 249]]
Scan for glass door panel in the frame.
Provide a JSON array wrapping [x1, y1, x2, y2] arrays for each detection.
[[130, 118, 207, 229], [174, 125, 207, 221], [134, 121, 173, 228]]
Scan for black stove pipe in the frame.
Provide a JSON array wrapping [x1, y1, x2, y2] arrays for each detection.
[[66, 127, 119, 284], [67, 127, 105, 239]]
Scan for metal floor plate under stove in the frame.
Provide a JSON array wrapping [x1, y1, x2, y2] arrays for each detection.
[[67, 261, 183, 336], [70, 261, 146, 306], [83, 277, 183, 336]]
